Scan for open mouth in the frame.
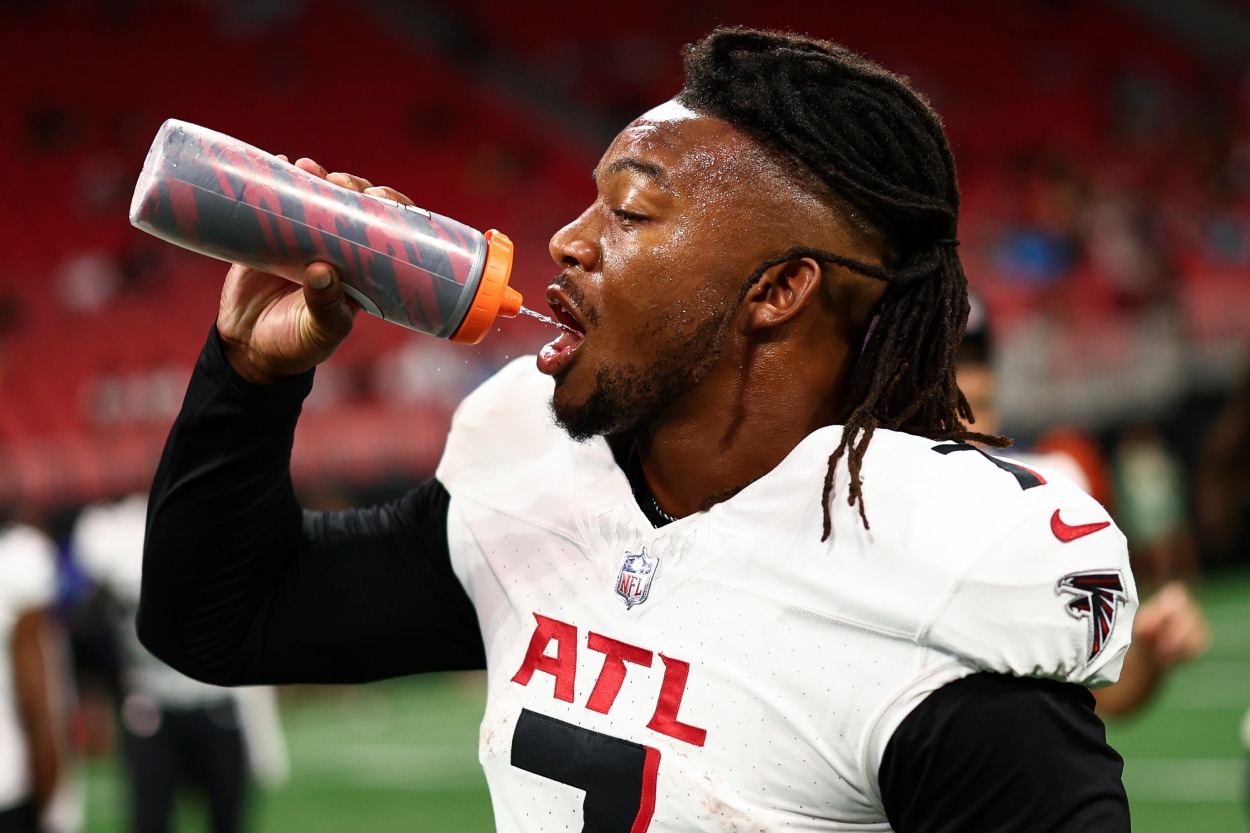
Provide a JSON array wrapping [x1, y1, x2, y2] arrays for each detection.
[[536, 285, 588, 377]]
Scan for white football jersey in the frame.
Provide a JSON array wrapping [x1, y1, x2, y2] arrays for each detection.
[[437, 359, 1136, 832], [0, 524, 58, 810]]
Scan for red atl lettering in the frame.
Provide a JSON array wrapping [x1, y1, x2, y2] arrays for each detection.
[[585, 633, 654, 714], [646, 655, 708, 747], [511, 615, 708, 747], [511, 613, 578, 702]]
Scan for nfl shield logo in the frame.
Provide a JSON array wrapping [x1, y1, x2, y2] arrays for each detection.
[[616, 548, 659, 609]]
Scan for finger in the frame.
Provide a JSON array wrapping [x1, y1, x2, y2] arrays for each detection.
[[304, 262, 341, 299], [1155, 582, 1189, 610], [1156, 616, 1212, 665], [1133, 597, 1166, 636], [1152, 584, 1207, 630], [327, 172, 374, 192], [364, 185, 416, 206], [302, 262, 358, 336], [1133, 614, 1162, 644], [276, 154, 290, 163], [1155, 630, 1198, 666], [295, 157, 329, 178]]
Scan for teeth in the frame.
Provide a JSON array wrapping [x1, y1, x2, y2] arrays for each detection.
[[549, 298, 582, 335]]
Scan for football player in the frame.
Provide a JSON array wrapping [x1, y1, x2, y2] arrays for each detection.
[[0, 522, 74, 833], [140, 28, 1136, 831], [73, 494, 288, 833]]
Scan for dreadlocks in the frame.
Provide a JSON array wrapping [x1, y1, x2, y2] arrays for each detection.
[[678, 27, 1009, 540]]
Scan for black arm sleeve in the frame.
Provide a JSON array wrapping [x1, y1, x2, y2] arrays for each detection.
[[137, 327, 485, 686], [879, 673, 1130, 833]]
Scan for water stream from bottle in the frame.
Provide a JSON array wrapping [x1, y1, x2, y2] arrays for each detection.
[[518, 305, 573, 333]]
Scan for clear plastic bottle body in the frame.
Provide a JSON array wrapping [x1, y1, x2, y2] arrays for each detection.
[[129, 119, 518, 342]]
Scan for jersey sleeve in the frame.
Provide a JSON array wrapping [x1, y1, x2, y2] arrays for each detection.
[[921, 493, 1136, 688], [0, 525, 58, 613]]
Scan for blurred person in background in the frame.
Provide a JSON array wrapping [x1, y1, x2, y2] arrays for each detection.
[[0, 519, 76, 833], [72, 494, 287, 833], [956, 297, 1210, 718], [1110, 422, 1198, 582]]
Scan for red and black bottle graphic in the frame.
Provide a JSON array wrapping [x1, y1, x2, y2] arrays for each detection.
[[130, 119, 508, 340]]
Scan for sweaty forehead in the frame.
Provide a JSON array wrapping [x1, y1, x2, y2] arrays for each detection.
[[601, 103, 787, 198], [598, 100, 886, 265]]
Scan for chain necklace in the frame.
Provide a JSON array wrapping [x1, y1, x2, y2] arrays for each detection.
[[650, 495, 679, 525]]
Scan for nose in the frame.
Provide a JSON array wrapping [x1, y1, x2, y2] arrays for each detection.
[[549, 208, 600, 272]]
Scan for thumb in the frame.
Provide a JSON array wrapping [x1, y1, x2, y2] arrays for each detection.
[[302, 262, 357, 340]]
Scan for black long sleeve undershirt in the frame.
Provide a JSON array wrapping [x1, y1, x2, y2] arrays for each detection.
[[881, 673, 1129, 832], [138, 326, 484, 686], [140, 330, 1128, 831]]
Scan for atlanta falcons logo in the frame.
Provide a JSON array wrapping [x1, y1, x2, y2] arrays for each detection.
[[1057, 571, 1128, 662]]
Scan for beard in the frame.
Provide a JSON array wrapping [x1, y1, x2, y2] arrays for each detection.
[[549, 252, 781, 441], [552, 304, 736, 441]]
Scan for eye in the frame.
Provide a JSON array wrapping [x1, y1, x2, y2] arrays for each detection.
[[612, 208, 648, 225]]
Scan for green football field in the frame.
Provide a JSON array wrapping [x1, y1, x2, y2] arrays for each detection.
[[81, 568, 1250, 832]]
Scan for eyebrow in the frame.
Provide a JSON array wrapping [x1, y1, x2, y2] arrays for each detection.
[[591, 158, 673, 192]]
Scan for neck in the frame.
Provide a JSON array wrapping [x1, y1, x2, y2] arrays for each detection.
[[637, 338, 852, 518]]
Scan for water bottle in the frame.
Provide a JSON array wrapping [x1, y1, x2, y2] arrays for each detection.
[[128, 119, 522, 344]]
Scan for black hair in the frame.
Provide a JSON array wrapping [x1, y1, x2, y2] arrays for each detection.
[[678, 27, 1008, 539]]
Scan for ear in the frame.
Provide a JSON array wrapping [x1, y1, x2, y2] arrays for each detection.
[[740, 257, 824, 334]]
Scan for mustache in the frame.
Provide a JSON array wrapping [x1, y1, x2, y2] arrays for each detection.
[[549, 272, 598, 326]]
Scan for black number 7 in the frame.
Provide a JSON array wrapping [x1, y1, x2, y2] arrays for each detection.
[[933, 442, 1047, 490], [511, 709, 661, 833]]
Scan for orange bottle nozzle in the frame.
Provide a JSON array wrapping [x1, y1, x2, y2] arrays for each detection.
[[500, 285, 523, 319], [450, 229, 520, 344]]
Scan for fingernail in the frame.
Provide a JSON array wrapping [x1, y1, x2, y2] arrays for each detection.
[[309, 268, 332, 290]]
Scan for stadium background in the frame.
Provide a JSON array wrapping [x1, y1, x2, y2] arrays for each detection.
[[2, 0, 1250, 829]]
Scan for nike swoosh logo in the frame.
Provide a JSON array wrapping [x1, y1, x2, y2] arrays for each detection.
[[1050, 509, 1111, 543]]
